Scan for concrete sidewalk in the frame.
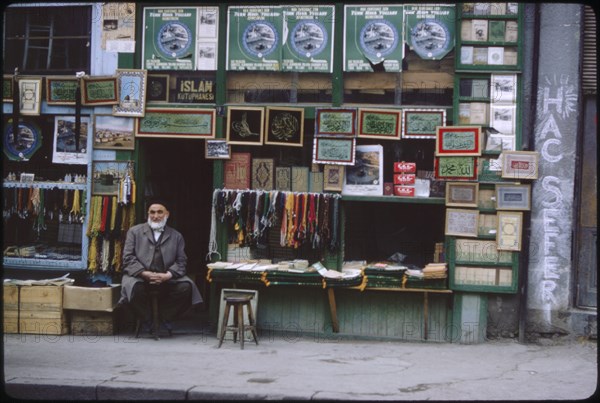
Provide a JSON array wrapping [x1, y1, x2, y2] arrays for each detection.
[[3, 324, 598, 401]]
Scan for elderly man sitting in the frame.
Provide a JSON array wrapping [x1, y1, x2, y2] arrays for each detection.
[[119, 199, 202, 335]]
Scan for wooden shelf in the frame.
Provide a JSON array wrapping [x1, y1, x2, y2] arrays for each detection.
[[341, 195, 445, 205]]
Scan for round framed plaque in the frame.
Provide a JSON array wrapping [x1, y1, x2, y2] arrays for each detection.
[[3, 120, 42, 161]]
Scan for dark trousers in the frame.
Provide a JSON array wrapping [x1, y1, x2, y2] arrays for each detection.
[[130, 281, 192, 323]]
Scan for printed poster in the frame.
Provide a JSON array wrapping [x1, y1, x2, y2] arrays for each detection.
[[343, 5, 404, 72], [281, 5, 335, 73], [143, 7, 198, 70], [102, 3, 136, 52], [227, 6, 283, 71], [52, 116, 91, 165], [404, 4, 455, 60]]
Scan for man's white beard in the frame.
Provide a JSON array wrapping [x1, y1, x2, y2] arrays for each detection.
[[148, 216, 168, 231]]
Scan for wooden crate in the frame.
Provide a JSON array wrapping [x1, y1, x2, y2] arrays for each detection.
[[70, 310, 116, 336], [3, 284, 20, 333], [19, 285, 68, 335], [63, 284, 121, 312]]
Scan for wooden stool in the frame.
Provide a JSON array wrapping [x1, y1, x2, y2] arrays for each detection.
[[217, 294, 259, 349], [134, 287, 167, 340]]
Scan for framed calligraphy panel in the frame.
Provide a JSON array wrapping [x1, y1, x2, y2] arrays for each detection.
[[496, 184, 531, 210], [135, 107, 216, 139], [18, 78, 42, 116], [357, 108, 402, 140], [46, 76, 78, 105], [146, 74, 170, 103], [315, 108, 357, 137], [435, 156, 478, 180], [312, 137, 356, 165], [501, 151, 539, 180], [3, 75, 13, 102], [226, 106, 264, 146], [497, 211, 523, 251], [81, 76, 119, 106], [402, 108, 446, 139], [265, 107, 304, 147], [435, 126, 482, 156], [445, 182, 479, 207], [445, 208, 480, 238]]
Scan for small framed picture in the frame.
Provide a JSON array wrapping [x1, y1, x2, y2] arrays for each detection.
[[92, 161, 133, 196], [18, 78, 43, 116], [436, 126, 482, 156], [315, 108, 357, 137], [93, 114, 135, 150], [205, 139, 231, 159], [357, 108, 402, 140], [291, 166, 309, 193], [496, 184, 531, 210], [275, 167, 291, 191], [323, 164, 345, 192], [265, 106, 304, 147], [501, 151, 539, 179], [52, 115, 91, 165], [3, 75, 13, 102], [491, 74, 517, 103], [342, 144, 384, 196], [45, 76, 78, 105], [19, 173, 35, 183], [445, 208, 480, 238], [81, 76, 119, 106], [312, 137, 356, 165], [402, 109, 446, 139], [490, 104, 516, 135], [146, 74, 170, 103], [497, 211, 523, 251], [445, 182, 479, 207], [226, 106, 264, 146], [251, 158, 275, 190], [113, 69, 147, 117]]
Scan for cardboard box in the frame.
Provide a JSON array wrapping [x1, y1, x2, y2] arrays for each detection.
[[394, 185, 415, 197], [70, 310, 116, 336], [19, 285, 68, 335], [393, 174, 416, 185], [393, 162, 416, 173], [3, 284, 20, 333], [63, 284, 121, 312]]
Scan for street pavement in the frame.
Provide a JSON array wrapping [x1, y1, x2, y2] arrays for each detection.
[[2, 319, 598, 401]]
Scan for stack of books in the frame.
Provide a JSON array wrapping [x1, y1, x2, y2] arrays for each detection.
[[422, 263, 448, 279]]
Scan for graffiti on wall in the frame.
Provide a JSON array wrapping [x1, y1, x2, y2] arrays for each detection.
[[533, 74, 578, 315]]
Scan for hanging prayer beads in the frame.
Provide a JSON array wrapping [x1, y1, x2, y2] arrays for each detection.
[[209, 189, 341, 252]]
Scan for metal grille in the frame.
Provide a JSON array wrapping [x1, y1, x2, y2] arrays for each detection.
[[582, 6, 597, 94]]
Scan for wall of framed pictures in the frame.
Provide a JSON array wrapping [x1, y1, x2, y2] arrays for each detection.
[[443, 3, 533, 294]]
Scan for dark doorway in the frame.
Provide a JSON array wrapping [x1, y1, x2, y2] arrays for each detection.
[[138, 138, 213, 302], [575, 96, 597, 309]]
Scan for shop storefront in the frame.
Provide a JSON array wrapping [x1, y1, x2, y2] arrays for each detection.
[[2, 2, 596, 342]]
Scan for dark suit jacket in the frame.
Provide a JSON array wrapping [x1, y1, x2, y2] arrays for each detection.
[[119, 223, 203, 305]]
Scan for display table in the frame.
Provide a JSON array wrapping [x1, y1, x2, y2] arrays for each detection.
[[207, 267, 451, 340]]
